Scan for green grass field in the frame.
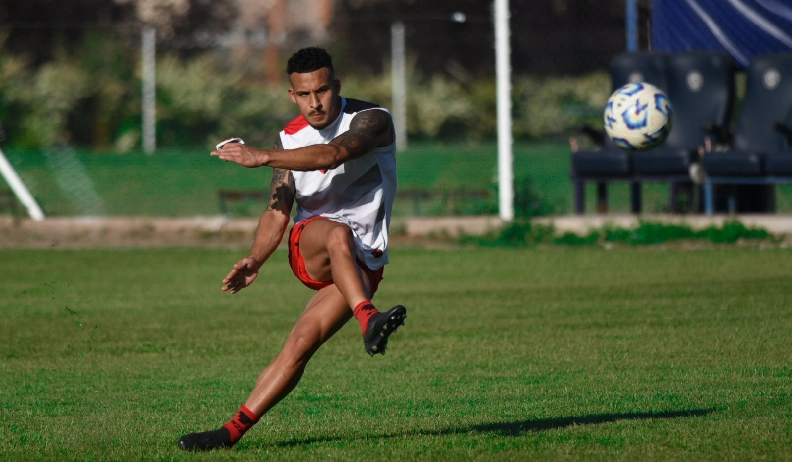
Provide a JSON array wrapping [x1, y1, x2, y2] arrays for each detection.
[[1, 246, 790, 460], [5, 143, 792, 217]]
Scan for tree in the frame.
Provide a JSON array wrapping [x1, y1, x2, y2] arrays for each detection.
[[0, 0, 237, 61], [0, 0, 237, 148]]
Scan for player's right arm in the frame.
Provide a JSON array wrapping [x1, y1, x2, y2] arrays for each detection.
[[212, 109, 394, 171], [222, 138, 295, 294]]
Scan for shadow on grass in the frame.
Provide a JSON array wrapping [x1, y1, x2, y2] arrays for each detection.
[[466, 408, 715, 436], [266, 408, 715, 448]]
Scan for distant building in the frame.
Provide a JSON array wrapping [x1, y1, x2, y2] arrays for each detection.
[[232, 0, 334, 84], [224, 0, 633, 81]]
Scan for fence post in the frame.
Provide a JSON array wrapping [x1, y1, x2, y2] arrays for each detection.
[[142, 26, 157, 154], [391, 21, 408, 151]]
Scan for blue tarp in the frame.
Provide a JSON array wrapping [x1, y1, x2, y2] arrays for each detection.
[[652, 0, 792, 67]]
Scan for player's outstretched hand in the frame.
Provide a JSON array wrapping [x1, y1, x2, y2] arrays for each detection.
[[211, 143, 263, 168], [222, 257, 261, 294]]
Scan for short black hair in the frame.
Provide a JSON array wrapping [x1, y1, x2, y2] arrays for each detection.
[[286, 47, 334, 75]]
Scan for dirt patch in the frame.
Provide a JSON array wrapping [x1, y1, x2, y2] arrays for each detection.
[[0, 216, 497, 249], [0, 217, 260, 248], [3, 215, 791, 249]]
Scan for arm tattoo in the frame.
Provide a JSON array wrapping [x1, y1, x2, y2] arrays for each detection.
[[334, 109, 393, 158], [266, 137, 295, 212]]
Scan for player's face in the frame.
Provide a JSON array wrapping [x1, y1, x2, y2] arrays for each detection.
[[288, 67, 341, 130]]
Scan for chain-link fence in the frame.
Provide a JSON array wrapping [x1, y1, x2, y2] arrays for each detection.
[[0, 0, 644, 151], [0, 0, 653, 217]]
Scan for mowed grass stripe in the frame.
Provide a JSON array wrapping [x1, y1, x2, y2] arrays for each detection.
[[0, 247, 790, 460]]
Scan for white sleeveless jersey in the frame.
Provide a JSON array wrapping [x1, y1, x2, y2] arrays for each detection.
[[279, 98, 397, 270]]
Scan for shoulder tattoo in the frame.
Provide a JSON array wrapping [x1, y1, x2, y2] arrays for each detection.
[[336, 110, 393, 158]]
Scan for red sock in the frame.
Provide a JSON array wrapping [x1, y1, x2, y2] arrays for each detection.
[[222, 405, 259, 444], [353, 301, 379, 333]]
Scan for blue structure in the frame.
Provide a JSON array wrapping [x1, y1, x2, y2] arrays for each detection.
[[627, 0, 638, 52], [652, 0, 792, 66]]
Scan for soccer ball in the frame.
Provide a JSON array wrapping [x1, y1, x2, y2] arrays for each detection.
[[604, 82, 673, 151]]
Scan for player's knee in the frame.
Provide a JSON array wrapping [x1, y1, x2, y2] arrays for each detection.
[[325, 225, 354, 254], [283, 332, 320, 366]]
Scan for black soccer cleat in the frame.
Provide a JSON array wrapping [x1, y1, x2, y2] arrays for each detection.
[[178, 427, 233, 451], [364, 305, 406, 356]]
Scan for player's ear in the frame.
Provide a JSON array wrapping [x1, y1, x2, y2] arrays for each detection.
[[287, 87, 297, 104], [334, 79, 341, 93]]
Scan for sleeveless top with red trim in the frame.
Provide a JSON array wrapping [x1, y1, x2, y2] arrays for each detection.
[[279, 97, 397, 271]]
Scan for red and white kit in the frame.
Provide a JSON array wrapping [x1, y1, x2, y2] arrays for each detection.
[[279, 98, 398, 271]]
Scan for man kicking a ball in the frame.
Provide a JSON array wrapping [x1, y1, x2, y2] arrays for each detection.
[[178, 46, 406, 451]]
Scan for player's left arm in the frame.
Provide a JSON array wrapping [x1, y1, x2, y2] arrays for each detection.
[[212, 109, 394, 171], [325, 109, 395, 164]]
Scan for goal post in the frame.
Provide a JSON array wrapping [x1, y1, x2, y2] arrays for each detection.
[[0, 148, 45, 220], [495, 0, 514, 222]]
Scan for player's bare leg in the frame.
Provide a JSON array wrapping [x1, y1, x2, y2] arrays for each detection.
[[298, 219, 406, 356], [244, 284, 354, 415], [179, 285, 353, 451], [178, 221, 405, 451], [298, 219, 371, 307]]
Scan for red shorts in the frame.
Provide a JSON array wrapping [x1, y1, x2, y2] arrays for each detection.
[[288, 216, 384, 296]]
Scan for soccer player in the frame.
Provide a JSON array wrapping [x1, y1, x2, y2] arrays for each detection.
[[178, 47, 406, 451]]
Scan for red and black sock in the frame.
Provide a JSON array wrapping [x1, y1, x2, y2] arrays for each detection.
[[221, 405, 260, 445], [353, 301, 379, 333]]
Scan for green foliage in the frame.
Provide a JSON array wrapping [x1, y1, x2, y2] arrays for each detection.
[[603, 225, 633, 243], [697, 220, 770, 243], [157, 53, 298, 149], [513, 72, 611, 141], [514, 175, 556, 218], [626, 222, 696, 245], [0, 40, 30, 143], [0, 40, 614, 149], [623, 220, 771, 245], [463, 220, 775, 248], [461, 220, 555, 247], [554, 229, 601, 246], [156, 56, 230, 129], [2, 31, 137, 149], [410, 75, 477, 138], [156, 54, 238, 147], [18, 56, 93, 148]]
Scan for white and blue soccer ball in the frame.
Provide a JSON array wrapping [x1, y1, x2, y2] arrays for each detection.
[[604, 82, 673, 151]]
